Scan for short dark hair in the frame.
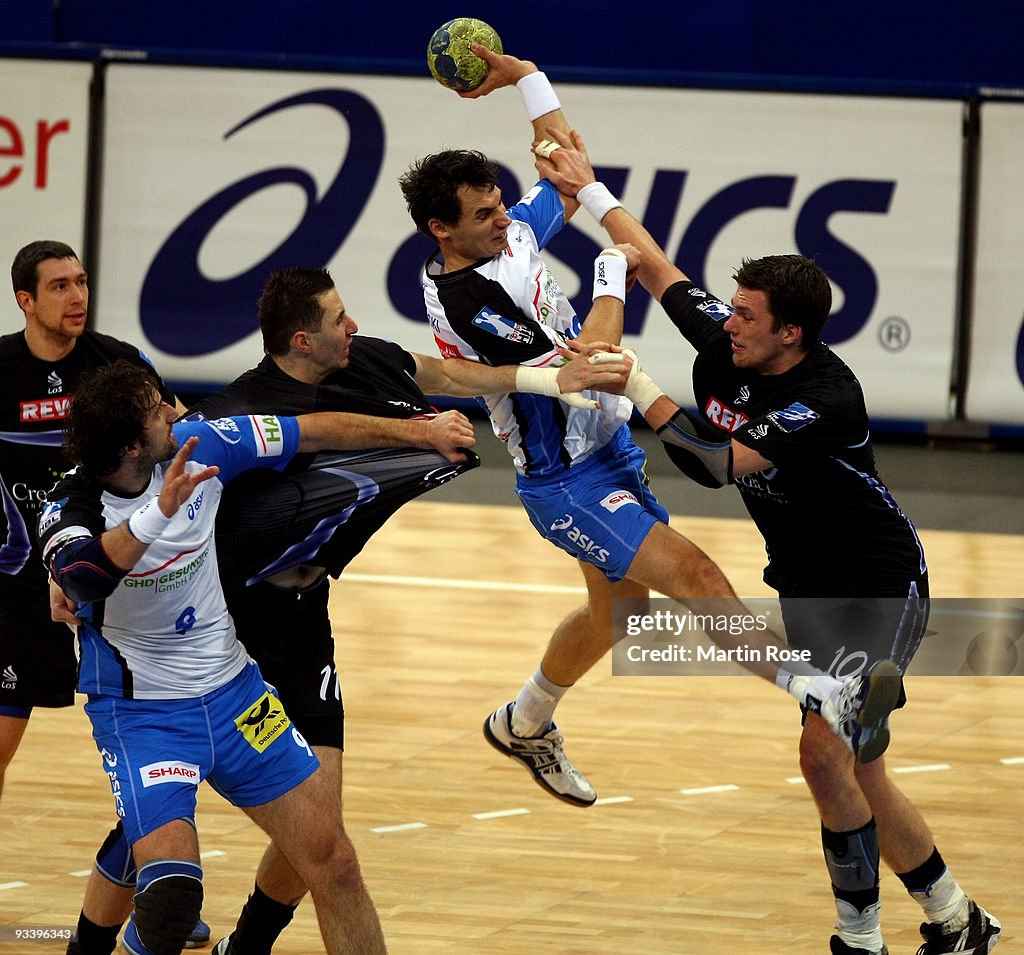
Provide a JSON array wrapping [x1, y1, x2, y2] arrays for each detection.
[[65, 361, 162, 476], [258, 267, 337, 357], [732, 255, 832, 346], [12, 240, 80, 297], [399, 150, 500, 238]]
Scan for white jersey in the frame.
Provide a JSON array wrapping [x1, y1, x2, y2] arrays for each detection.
[[420, 179, 632, 478], [39, 414, 300, 700]]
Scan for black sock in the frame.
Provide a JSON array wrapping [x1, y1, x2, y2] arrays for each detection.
[[896, 845, 945, 892], [230, 883, 298, 955], [68, 911, 121, 955]]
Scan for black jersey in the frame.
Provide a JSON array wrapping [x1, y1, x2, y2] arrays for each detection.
[[660, 281, 926, 595], [192, 337, 473, 579], [0, 330, 173, 587]]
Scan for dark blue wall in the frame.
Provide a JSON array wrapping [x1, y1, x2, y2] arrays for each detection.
[[3, 0, 1023, 88]]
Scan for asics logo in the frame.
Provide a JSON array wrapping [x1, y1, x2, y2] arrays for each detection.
[[550, 514, 573, 531]]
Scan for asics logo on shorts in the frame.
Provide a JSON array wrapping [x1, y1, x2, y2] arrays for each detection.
[[550, 514, 573, 531], [235, 690, 291, 753]]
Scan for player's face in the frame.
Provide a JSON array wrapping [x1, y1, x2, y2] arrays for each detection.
[[440, 184, 512, 267], [723, 287, 797, 375], [138, 388, 179, 464], [18, 257, 89, 343], [309, 288, 359, 374]]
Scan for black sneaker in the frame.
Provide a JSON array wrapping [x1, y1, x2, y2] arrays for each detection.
[[917, 900, 1001, 954], [830, 934, 888, 954]]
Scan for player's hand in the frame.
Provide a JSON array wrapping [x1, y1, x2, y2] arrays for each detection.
[[157, 436, 220, 518], [49, 577, 81, 629], [458, 44, 537, 98], [532, 128, 596, 197], [422, 410, 476, 461], [555, 349, 630, 397]]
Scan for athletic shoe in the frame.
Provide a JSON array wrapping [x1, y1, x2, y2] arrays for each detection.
[[830, 936, 888, 955], [917, 899, 1001, 954], [483, 702, 596, 806], [211, 936, 233, 955], [821, 660, 902, 763], [185, 919, 211, 949]]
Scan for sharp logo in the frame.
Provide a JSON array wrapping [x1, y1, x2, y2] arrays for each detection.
[[600, 490, 640, 513], [140, 760, 201, 787]]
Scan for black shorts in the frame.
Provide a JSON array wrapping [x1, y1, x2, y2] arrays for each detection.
[[780, 575, 930, 711], [0, 574, 78, 709], [224, 576, 344, 749]]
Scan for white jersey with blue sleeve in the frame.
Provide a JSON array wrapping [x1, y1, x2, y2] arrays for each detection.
[[39, 414, 301, 700], [421, 179, 632, 478]]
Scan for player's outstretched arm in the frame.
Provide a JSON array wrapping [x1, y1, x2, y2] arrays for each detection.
[[295, 410, 475, 463], [535, 126, 690, 301]]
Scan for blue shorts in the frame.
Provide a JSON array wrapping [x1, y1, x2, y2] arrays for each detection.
[[0, 704, 31, 718], [516, 427, 669, 583], [85, 662, 319, 844]]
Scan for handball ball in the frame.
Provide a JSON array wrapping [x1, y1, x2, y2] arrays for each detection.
[[427, 18, 503, 91]]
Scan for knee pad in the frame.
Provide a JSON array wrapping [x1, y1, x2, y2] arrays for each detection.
[[822, 819, 880, 911], [122, 859, 203, 955], [95, 820, 138, 887]]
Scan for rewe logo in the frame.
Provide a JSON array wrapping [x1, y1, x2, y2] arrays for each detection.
[[20, 397, 72, 421]]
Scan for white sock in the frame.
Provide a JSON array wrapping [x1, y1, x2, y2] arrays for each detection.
[[911, 868, 969, 929], [511, 669, 568, 737], [834, 900, 885, 953], [778, 666, 839, 713]]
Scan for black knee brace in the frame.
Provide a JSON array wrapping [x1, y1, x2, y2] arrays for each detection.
[[124, 859, 203, 955]]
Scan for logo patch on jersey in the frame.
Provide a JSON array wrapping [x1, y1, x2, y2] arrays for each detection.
[[703, 397, 749, 433], [140, 760, 201, 788], [47, 370, 63, 394], [472, 307, 535, 345], [767, 402, 820, 432], [20, 396, 72, 422], [38, 497, 67, 533], [735, 385, 751, 405], [248, 415, 285, 457], [204, 417, 242, 444], [747, 424, 771, 440], [235, 690, 291, 753], [600, 490, 640, 513], [2, 665, 17, 689], [434, 336, 465, 360], [696, 300, 733, 321]]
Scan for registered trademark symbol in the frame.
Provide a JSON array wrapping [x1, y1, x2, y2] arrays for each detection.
[[878, 316, 911, 352]]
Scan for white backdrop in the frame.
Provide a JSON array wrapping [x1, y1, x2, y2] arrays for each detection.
[[0, 59, 92, 333], [966, 101, 1024, 425]]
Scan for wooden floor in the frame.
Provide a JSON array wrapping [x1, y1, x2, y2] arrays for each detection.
[[1, 501, 1021, 953]]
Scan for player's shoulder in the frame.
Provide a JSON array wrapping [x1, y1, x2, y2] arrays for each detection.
[[75, 329, 145, 363], [0, 331, 25, 359]]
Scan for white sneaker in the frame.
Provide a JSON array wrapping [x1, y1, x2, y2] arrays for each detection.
[[815, 661, 902, 763], [483, 702, 596, 806]]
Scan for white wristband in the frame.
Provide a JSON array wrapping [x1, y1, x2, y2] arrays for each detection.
[[515, 364, 561, 399], [127, 499, 172, 545], [577, 181, 623, 224], [517, 71, 560, 121], [593, 251, 627, 303], [515, 364, 598, 410]]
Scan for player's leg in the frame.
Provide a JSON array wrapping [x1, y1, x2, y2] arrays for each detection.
[[241, 766, 385, 955], [485, 560, 647, 807], [0, 710, 29, 799], [215, 579, 344, 955]]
